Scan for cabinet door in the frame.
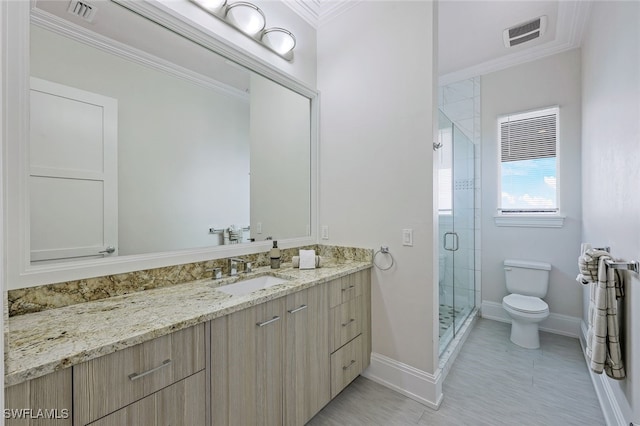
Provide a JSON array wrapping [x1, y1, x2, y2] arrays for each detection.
[[284, 284, 330, 426], [5, 369, 72, 426], [227, 298, 284, 426], [88, 371, 206, 426]]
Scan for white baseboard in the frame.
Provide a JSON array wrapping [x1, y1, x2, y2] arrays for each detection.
[[362, 352, 443, 410], [481, 300, 581, 337], [580, 321, 632, 426]]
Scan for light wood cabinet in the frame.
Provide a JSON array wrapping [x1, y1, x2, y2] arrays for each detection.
[[74, 324, 206, 425], [6, 268, 371, 426], [88, 371, 206, 426], [211, 269, 370, 426], [4, 369, 72, 426], [329, 295, 363, 352], [330, 334, 364, 398], [284, 283, 330, 425], [225, 297, 284, 426], [328, 269, 371, 397]]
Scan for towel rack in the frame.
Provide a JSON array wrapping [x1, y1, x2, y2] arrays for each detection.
[[604, 259, 639, 274]]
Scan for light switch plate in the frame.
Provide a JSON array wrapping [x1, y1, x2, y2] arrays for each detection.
[[402, 228, 413, 246], [256, 222, 262, 234]]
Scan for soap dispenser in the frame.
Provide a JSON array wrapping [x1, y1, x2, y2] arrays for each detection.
[[270, 240, 281, 269]]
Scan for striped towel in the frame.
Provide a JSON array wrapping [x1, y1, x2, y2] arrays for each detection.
[[581, 251, 626, 379], [577, 248, 610, 284]]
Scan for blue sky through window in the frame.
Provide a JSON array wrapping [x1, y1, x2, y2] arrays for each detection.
[[501, 157, 556, 210]]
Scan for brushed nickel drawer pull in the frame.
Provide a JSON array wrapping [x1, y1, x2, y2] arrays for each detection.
[[257, 316, 280, 327], [342, 360, 356, 370], [341, 285, 355, 292], [128, 359, 172, 381], [341, 318, 355, 327], [287, 304, 308, 314]]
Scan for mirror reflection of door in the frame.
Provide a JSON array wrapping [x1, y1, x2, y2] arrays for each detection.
[[29, 77, 118, 263]]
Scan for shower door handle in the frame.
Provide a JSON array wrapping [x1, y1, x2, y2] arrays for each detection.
[[443, 232, 459, 251]]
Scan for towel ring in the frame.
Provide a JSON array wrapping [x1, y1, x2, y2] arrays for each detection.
[[374, 246, 394, 271]]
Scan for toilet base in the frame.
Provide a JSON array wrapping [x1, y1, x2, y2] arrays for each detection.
[[509, 320, 540, 349]]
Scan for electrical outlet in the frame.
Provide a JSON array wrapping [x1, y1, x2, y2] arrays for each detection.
[[256, 222, 262, 234], [321, 225, 329, 240]]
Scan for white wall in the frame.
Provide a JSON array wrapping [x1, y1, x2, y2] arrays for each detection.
[[249, 74, 311, 241], [581, 1, 640, 423], [31, 26, 251, 255], [318, 1, 441, 405], [481, 49, 583, 329]]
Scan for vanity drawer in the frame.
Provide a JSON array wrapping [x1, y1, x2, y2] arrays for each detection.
[[87, 371, 206, 426], [330, 334, 363, 398], [329, 296, 363, 353], [328, 272, 364, 308], [74, 323, 205, 425]]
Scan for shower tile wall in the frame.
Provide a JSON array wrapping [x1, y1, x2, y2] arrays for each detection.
[[438, 77, 481, 311]]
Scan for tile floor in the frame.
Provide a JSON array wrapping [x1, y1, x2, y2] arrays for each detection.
[[308, 318, 605, 426], [438, 304, 463, 338]]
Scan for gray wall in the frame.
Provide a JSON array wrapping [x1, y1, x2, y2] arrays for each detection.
[[318, 0, 439, 380], [581, 1, 640, 422], [481, 49, 583, 322]]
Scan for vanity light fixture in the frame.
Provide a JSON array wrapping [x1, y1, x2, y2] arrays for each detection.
[[261, 27, 296, 56], [190, 0, 296, 60], [225, 2, 266, 36]]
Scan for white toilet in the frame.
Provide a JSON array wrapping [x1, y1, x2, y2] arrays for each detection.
[[502, 259, 551, 349]]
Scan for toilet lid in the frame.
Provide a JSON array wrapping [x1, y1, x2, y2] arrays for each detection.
[[503, 294, 548, 313]]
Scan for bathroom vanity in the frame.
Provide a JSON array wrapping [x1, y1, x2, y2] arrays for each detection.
[[4, 260, 371, 425]]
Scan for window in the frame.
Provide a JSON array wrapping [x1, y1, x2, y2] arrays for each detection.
[[498, 106, 559, 214]]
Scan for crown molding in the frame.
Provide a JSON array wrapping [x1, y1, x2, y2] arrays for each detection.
[[281, 0, 321, 28], [281, 0, 362, 29], [439, 0, 593, 86], [318, 0, 362, 26]]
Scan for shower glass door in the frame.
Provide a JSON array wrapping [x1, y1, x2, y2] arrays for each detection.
[[438, 110, 475, 354]]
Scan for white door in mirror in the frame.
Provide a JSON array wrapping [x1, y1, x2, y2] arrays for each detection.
[[29, 78, 118, 262]]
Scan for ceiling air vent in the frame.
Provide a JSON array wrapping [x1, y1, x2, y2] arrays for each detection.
[[503, 16, 547, 48], [67, 0, 97, 22]]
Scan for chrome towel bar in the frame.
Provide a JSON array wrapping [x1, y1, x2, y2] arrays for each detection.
[[604, 259, 639, 274]]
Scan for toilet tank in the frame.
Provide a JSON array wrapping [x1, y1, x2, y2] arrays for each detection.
[[504, 259, 551, 297]]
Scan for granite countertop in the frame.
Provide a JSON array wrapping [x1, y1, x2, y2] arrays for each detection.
[[5, 260, 371, 387]]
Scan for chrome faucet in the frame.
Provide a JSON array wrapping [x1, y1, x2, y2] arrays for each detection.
[[206, 267, 222, 280], [228, 258, 251, 276]]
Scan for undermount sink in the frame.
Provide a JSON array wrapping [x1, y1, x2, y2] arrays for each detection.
[[216, 275, 289, 296]]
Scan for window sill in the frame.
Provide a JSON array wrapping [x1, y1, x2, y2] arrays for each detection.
[[494, 214, 565, 228]]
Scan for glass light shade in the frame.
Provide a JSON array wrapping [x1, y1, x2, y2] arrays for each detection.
[[261, 28, 296, 55], [225, 2, 266, 36], [191, 0, 226, 14]]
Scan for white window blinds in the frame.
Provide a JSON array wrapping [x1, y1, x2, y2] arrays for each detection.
[[499, 107, 559, 213]]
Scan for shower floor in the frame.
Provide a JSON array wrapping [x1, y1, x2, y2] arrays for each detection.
[[439, 303, 464, 338]]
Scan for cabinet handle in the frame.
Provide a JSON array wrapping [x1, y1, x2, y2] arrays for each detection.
[[342, 360, 356, 370], [256, 316, 280, 327], [341, 285, 355, 292], [287, 304, 308, 314], [128, 359, 172, 381], [341, 318, 355, 327]]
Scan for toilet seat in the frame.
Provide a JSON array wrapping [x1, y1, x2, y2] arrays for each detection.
[[503, 294, 548, 314]]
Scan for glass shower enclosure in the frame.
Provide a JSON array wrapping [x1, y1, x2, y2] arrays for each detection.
[[437, 110, 475, 354]]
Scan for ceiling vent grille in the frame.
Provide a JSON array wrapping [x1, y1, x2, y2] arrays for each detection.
[[67, 0, 97, 22], [503, 16, 547, 48]]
